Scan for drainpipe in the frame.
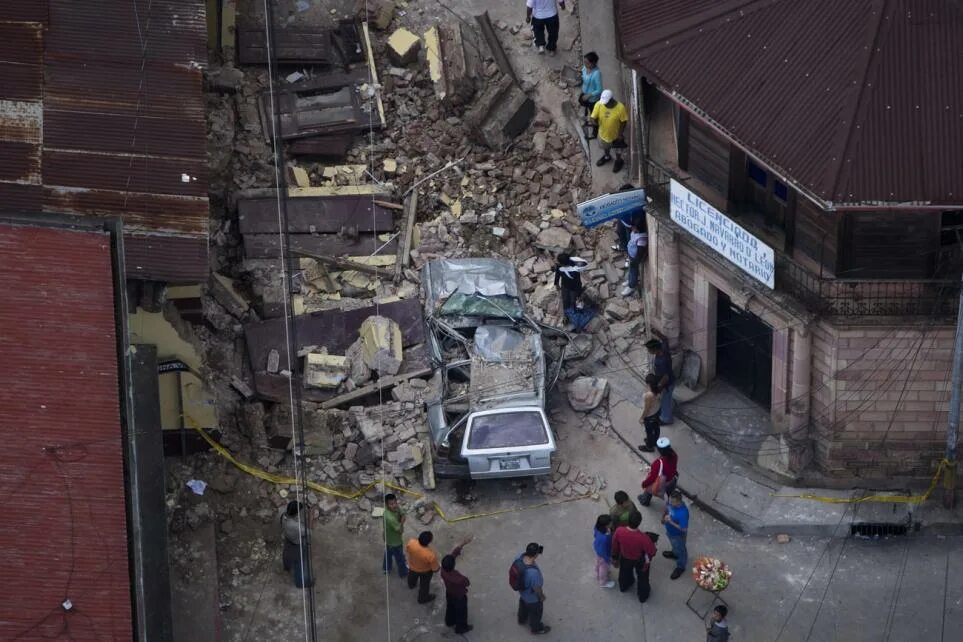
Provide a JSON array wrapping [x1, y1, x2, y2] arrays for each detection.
[[788, 327, 813, 473]]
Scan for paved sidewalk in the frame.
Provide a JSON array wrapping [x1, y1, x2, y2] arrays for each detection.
[[577, 0, 630, 193], [603, 376, 963, 537]]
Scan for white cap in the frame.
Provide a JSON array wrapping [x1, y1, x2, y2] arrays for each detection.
[[656, 437, 671, 449], [600, 89, 613, 104]]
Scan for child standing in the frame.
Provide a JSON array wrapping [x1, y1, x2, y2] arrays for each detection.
[[706, 605, 730, 641], [593, 515, 616, 588]]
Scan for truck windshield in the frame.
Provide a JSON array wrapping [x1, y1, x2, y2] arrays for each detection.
[[467, 411, 547, 450]]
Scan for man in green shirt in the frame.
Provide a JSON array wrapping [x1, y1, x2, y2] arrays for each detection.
[[383, 493, 408, 577], [609, 490, 640, 527]]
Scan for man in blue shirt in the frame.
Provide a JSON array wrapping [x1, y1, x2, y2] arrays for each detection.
[[645, 338, 675, 425], [662, 490, 689, 580], [516, 542, 551, 634]]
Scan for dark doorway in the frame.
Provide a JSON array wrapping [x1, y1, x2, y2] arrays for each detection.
[[716, 291, 772, 409]]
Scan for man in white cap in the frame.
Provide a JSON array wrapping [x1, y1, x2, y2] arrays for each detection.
[[590, 89, 629, 172], [638, 437, 679, 507]]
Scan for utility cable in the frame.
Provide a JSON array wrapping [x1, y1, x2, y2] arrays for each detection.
[[261, 0, 317, 640]]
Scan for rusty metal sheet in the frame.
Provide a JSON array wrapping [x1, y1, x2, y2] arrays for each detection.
[[124, 233, 208, 282], [287, 135, 354, 158], [243, 298, 426, 401], [259, 84, 374, 141], [238, 26, 337, 65], [0, 0, 211, 272], [238, 196, 394, 234], [243, 233, 397, 259]]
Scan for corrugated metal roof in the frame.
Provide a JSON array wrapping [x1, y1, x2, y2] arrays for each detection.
[[617, 0, 963, 208], [0, 221, 132, 640], [0, 1, 210, 281]]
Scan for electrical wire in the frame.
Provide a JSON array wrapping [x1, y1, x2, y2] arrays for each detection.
[[261, 0, 317, 640]]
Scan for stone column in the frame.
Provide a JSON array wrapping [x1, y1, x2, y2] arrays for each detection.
[[787, 326, 813, 473], [659, 226, 681, 349]]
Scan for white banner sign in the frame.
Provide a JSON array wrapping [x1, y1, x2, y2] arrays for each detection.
[[669, 179, 775, 288]]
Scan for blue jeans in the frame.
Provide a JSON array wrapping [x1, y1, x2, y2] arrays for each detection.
[[627, 255, 640, 289], [660, 382, 675, 424], [668, 534, 688, 571], [384, 545, 408, 577]]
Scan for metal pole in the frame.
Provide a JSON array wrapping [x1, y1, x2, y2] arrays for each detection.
[[943, 274, 963, 508]]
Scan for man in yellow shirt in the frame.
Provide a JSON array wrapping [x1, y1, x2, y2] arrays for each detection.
[[590, 89, 628, 172], [406, 530, 441, 603]]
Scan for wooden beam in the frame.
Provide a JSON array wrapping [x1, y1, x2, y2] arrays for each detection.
[[373, 199, 405, 211], [395, 192, 418, 281], [320, 368, 433, 409], [292, 250, 389, 277]]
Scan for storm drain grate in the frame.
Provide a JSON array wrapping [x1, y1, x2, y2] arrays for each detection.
[[851, 522, 909, 538]]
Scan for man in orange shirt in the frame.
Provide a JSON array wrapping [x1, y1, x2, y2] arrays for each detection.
[[406, 531, 440, 603]]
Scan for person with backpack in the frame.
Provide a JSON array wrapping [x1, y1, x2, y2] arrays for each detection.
[[510, 542, 551, 634], [638, 437, 679, 507], [611, 512, 657, 603], [593, 515, 616, 589]]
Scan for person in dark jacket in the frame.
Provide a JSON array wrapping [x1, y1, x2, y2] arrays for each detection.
[[440, 537, 474, 634], [554, 254, 594, 331], [645, 338, 675, 424], [707, 605, 731, 641]]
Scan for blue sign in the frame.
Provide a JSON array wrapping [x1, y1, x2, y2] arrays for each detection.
[[577, 188, 646, 228]]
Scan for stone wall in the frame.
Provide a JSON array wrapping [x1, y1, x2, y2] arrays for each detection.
[[815, 324, 955, 479]]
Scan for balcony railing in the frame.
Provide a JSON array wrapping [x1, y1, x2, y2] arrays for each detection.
[[643, 159, 961, 318]]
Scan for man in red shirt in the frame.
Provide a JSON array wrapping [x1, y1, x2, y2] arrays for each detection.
[[611, 511, 657, 602], [440, 537, 474, 634]]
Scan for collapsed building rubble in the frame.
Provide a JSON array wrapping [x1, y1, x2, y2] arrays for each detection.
[[163, 3, 651, 631]]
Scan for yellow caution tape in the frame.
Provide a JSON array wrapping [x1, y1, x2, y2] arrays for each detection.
[[190, 425, 592, 523], [770, 459, 951, 505]]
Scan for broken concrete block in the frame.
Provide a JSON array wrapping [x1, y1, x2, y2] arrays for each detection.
[[359, 316, 403, 376], [230, 376, 254, 400], [304, 353, 350, 390], [465, 74, 535, 149], [533, 131, 548, 154], [266, 349, 280, 373], [209, 272, 251, 319], [369, 0, 394, 30], [776, 533, 792, 544], [605, 302, 630, 321], [290, 165, 310, 188], [387, 28, 421, 66], [567, 377, 609, 411], [383, 158, 398, 173], [535, 227, 572, 253]]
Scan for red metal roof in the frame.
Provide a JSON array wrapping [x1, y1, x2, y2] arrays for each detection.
[[617, 0, 963, 208], [0, 221, 132, 639], [0, 1, 209, 280]]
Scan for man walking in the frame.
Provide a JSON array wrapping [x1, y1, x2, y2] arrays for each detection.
[[441, 537, 475, 634], [645, 338, 675, 424], [590, 90, 628, 172], [406, 531, 440, 603], [526, 0, 565, 55], [662, 489, 690, 580], [280, 500, 313, 588], [611, 512, 657, 603], [516, 542, 551, 634], [382, 493, 408, 578]]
